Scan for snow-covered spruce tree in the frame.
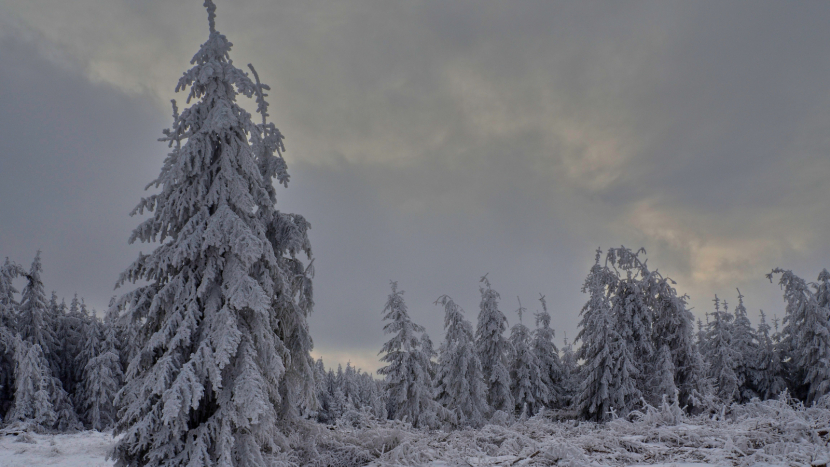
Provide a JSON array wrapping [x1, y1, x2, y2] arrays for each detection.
[[576, 250, 639, 421], [533, 294, 562, 409], [62, 294, 94, 414], [509, 298, 548, 416], [17, 259, 79, 431], [767, 268, 830, 404], [111, 3, 315, 464], [704, 296, 740, 403], [0, 258, 25, 418], [434, 295, 488, 427], [0, 258, 25, 330], [7, 335, 79, 432], [731, 289, 759, 402], [654, 344, 678, 404], [645, 263, 709, 409], [559, 332, 578, 409], [18, 252, 59, 374], [753, 310, 787, 400], [605, 247, 654, 398], [6, 338, 57, 431], [377, 282, 442, 428], [78, 314, 123, 430], [312, 358, 330, 423], [475, 275, 513, 414]]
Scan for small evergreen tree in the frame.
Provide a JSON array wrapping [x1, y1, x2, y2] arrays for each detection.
[[18, 252, 59, 372], [58, 294, 91, 403], [646, 265, 709, 409], [7, 336, 79, 431], [509, 298, 548, 416], [704, 296, 740, 403], [377, 282, 437, 427], [77, 315, 123, 430], [559, 332, 578, 409], [654, 345, 678, 403], [434, 295, 488, 427], [475, 275, 513, 414], [532, 294, 562, 409], [7, 338, 57, 431], [754, 310, 787, 400], [731, 289, 759, 401]]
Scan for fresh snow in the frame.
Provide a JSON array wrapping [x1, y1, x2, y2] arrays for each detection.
[[0, 430, 116, 467], [2, 395, 830, 466]]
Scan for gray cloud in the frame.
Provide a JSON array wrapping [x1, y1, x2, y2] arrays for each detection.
[[1, 1, 829, 372]]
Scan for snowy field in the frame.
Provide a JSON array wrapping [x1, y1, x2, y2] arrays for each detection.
[[2, 397, 829, 467], [0, 430, 114, 467]]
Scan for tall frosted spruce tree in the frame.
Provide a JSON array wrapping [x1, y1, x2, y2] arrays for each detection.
[[111, 2, 315, 465], [434, 295, 488, 427], [378, 282, 442, 428], [475, 275, 513, 414], [731, 289, 759, 401], [533, 294, 562, 409], [576, 250, 637, 420], [704, 296, 740, 403], [508, 298, 548, 417]]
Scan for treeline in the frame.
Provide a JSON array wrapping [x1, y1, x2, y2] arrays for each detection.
[[0, 252, 123, 432], [338, 246, 830, 428], [2, 246, 828, 433]]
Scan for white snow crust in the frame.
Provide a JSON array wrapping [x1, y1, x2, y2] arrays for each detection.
[[2, 396, 829, 466]]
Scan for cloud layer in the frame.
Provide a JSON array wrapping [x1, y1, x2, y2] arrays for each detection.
[[1, 1, 829, 372]]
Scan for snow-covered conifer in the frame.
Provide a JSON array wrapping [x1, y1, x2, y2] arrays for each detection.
[[654, 345, 678, 403], [18, 252, 58, 370], [754, 310, 787, 400], [78, 315, 122, 430], [704, 296, 740, 403], [768, 268, 830, 404], [0, 258, 25, 417], [377, 282, 438, 427], [7, 338, 57, 431], [731, 289, 759, 401], [475, 275, 513, 414], [559, 332, 578, 409], [7, 336, 79, 432], [111, 3, 315, 464], [533, 295, 562, 409], [0, 258, 24, 331], [509, 298, 548, 416], [606, 247, 654, 396], [577, 250, 639, 420], [434, 295, 488, 427], [646, 264, 709, 409]]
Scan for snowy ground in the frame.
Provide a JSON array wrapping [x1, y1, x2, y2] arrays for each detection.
[[2, 397, 829, 466], [0, 430, 114, 467]]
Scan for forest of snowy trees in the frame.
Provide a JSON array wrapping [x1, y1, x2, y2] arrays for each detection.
[[2, 247, 829, 439], [2, 2, 830, 466]]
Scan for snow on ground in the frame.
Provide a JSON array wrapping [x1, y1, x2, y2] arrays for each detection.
[[0, 430, 115, 467], [2, 397, 829, 466]]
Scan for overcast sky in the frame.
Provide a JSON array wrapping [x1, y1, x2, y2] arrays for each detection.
[[1, 1, 829, 373]]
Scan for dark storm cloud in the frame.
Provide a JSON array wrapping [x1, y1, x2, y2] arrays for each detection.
[[1, 1, 829, 371]]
